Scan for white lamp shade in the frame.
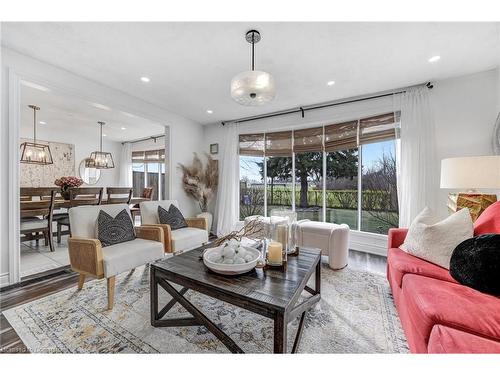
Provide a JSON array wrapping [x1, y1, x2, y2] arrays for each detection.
[[230, 70, 275, 106], [440, 156, 500, 189]]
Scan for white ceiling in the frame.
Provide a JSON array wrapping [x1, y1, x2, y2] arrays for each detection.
[[20, 82, 165, 142], [4, 22, 500, 125]]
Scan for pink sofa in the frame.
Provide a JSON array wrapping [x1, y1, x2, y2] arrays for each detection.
[[387, 202, 500, 353]]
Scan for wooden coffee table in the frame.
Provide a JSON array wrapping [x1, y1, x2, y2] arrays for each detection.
[[150, 247, 321, 353]]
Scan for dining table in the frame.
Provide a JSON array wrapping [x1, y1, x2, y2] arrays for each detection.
[[53, 197, 150, 209]]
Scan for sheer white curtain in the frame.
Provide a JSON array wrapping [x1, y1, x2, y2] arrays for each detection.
[[216, 124, 239, 236], [118, 142, 132, 187], [397, 86, 437, 227]]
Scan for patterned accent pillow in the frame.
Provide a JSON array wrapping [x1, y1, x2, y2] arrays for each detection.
[[97, 209, 136, 247], [158, 204, 188, 230]]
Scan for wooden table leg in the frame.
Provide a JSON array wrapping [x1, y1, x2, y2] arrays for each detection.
[[150, 267, 159, 324], [315, 258, 321, 294], [274, 312, 287, 353]]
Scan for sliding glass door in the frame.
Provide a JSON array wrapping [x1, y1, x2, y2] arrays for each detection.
[[238, 112, 399, 235], [132, 149, 165, 200]]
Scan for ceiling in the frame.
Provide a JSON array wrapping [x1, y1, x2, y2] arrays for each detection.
[[20, 82, 165, 142], [4, 22, 500, 125]]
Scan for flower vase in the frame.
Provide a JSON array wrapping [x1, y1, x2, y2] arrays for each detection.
[[61, 188, 71, 200]]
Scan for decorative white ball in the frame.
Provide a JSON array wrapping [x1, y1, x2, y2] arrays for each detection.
[[236, 248, 247, 258], [233, 257, 245, 264], [244, 253, 254, 262], [222, 258, 234, 264], [222, 246, 236, 258]]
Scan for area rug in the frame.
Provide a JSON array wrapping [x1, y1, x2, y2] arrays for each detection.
[[3, 263, 408, 353]]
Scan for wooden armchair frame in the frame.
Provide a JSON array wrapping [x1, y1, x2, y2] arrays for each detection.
[[68, 226, 163, 309], [144, 217, 208, 254]]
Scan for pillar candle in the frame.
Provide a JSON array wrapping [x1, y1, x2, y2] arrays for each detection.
[[267, 241, 283, 265]]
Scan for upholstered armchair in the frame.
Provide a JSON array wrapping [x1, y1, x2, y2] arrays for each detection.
[[140, 200, 208, 254], [68, 204, 164, 310]]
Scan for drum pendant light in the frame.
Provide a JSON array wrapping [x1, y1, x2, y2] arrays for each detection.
[[230, 30, 276, 106]]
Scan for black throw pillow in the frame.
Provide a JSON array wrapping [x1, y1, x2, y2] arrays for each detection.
[[449, 234, 500, 296], [97, 209, 136, 247], [158, 204, 188, 230]]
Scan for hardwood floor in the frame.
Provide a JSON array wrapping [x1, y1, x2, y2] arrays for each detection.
[[0, 249, 386, 353]]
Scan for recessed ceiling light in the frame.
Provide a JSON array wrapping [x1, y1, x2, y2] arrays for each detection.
[[206, 109, 213, 114], [428, 55, 441, 63], [102, 134, 107, 137], [140, 76, 150, 83], [39, 121, 46, 125], [327, 80, 335, 86], [121, 127, 126, 130]]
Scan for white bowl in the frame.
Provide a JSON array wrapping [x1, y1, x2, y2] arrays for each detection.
[[203, 245, 261, 275]]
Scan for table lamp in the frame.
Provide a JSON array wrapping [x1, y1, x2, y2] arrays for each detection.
[[440, 156, 500, 221]]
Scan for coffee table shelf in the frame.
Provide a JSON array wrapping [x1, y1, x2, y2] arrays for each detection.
[[150, 247, 321, 353]]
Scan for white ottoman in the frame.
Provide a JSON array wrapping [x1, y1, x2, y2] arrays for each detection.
[[296, 221, 350, 270]]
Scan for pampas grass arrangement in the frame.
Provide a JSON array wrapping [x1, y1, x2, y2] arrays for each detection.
[[178, 153, 218, 212]]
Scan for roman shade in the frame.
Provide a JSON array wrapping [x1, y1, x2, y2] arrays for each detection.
[[324, 120, 358, 152], [132, 149, 165, 163], [265, 131, 293, 156], [239, 133, 265, 156], [293, 127, 323, 153], [359, 113, 397, 145]]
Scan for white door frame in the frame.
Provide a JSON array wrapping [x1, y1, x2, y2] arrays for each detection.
[[6, 68, 172, 286]]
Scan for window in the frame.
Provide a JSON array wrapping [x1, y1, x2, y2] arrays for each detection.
[[239, 134, 265, 219], [324, 120, 359, 228], [265, 131, 293, 216], [132, 149, 165, 200], [359, 113, 399, 234], [294, 127, 324, 221], [237, 112, 399, 235]]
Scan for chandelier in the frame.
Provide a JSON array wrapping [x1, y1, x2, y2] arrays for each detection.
[[20, 105, 53, 165], [230, 30, 276, 106], [86, 121, 115, 169]]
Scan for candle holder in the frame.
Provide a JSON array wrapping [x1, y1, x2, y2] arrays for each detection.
[[270, 209, 298, 256], [264, 216, 287, 267]]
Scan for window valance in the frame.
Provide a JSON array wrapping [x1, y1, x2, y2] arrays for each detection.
[[237, 112, 397, 156], [132, 149, 165, 163], [239, 133, 265, 156], [265, 131, 293, 156], [359, 112, 397, 145], [324, 120, 358, 152], [293, 126, 324, 153]]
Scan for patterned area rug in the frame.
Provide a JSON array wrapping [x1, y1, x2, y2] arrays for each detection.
[[4, 263, 408, 353]]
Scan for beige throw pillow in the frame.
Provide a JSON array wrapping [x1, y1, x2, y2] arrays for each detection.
[[400, 207, 473, 269]]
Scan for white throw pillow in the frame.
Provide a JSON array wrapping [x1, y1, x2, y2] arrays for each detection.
[[400, 207, 473, 269]]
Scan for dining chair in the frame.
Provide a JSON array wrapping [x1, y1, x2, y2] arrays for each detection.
[[106, 187, 133, 204], [20, 187, 57, 252], [130, 187, 154, 222], [56, 187, 103, 243]]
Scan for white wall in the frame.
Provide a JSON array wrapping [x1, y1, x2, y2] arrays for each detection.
[[19, 124, 122, 188], [203, 68, 500, 255], [1, 47, 204, 286], [431, 68, 500, 216]]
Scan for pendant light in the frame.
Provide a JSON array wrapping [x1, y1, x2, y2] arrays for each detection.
[[86, 121, 115, 169], [20, 105, 53, 165], [230, 30, 276, 106]]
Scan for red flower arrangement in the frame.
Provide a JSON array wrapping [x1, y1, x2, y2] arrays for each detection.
[[54, 176, 84, 199]]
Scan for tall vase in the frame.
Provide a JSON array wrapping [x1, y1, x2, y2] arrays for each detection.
[[197, 212, 213, 234]]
